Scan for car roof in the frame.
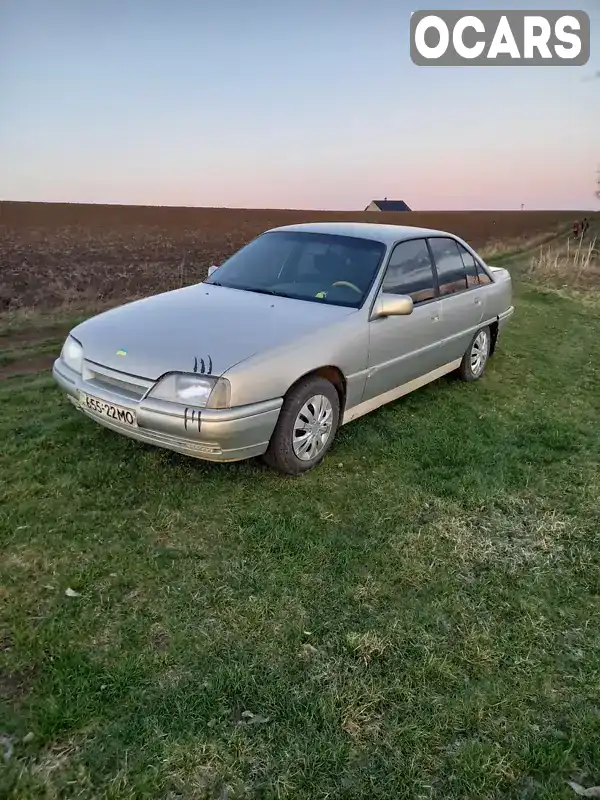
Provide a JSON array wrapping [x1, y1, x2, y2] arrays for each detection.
[[264, 221, 455, 246]]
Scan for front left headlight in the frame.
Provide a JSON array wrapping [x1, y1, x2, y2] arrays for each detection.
[[60, 335, 83, 374], [148, 373, 231, 409]]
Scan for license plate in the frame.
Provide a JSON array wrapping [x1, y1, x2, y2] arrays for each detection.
[[80, 393, 137, 426]]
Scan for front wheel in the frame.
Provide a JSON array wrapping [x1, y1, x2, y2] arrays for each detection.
[[457, 326, 491, 382], [262, 376, 340, 475]]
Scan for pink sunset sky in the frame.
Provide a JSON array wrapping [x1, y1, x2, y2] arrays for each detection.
[[2, 0, 599, 211]]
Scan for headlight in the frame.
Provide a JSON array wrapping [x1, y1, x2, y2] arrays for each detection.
[[60, 335, 83, 373], [148, 373, 231, 409]]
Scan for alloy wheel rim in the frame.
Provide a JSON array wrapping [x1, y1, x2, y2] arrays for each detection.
[[470, 330, 489, 376], [292, 394, 334, 461]]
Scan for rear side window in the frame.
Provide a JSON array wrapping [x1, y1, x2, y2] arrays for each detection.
[[457, 242, 493, 286], [382, 239, 436, 304], [428, 238, 468, 295], [476, 262, 492, 285], [457, 243, 480, 288]]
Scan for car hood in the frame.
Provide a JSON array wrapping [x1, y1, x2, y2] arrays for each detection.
[[72, 283, 357, 379]]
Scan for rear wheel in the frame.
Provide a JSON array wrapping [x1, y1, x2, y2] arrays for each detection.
[[263, 376, 340, 475], [457, 326, 491, 382]]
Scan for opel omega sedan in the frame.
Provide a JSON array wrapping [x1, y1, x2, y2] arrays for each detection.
[[53, 222, 514, 475]]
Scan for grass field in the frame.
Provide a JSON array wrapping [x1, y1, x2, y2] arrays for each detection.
[[1, 208, 600, 798]]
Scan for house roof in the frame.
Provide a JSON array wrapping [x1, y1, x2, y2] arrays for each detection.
[[367, 200, 412, 212]]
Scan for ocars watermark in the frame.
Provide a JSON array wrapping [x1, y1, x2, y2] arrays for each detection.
[[410, 10, 590, 66]]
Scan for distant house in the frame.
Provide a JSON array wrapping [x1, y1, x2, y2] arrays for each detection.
[[365, 199, 412, 212]]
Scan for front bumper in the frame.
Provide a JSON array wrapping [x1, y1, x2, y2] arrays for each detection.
[[52, 359, 282, 462]]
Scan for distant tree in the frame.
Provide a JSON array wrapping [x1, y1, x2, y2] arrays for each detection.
[[596, 165, 600, 202]]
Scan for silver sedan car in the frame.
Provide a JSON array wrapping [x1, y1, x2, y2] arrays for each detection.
[[53, 222, 514, 475]]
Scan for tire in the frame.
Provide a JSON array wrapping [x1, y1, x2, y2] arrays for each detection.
[[457, 326, 491, 382], [262, 376, 340, 475]]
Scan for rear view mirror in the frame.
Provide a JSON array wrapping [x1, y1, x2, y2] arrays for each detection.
[[370, 294, 413, 320], [207, 265, 219, 277]]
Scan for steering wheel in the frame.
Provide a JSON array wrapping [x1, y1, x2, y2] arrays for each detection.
[[331, 280, 362, 295]]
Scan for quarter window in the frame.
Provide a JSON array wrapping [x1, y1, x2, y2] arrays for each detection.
[[382, 239, 436, 304], [457, 242, 493, 286], [476, 262, 492, 285], [428, 238, 468, 295], [457, 242, 480, 288]]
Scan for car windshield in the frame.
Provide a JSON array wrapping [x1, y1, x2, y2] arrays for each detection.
[[204, 231, 387, 308]]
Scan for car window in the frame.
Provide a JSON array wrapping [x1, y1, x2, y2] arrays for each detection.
[[293, 241, 330, 279], [204, 231, 386, 308], [456, 242, 480, 288], [476, 261, 493, 285], [457, 242, 493, 286], [428, 238, 468, 296], [219, 233, 297, 285], [381, 239, 436, 304]]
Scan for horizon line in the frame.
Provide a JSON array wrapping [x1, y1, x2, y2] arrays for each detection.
[[1, 199, 597, 213]]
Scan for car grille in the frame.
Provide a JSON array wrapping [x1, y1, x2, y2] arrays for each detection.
[[82, 360, 153, 401]]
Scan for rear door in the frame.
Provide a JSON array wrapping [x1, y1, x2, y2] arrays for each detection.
[[362, 238, 443, 403], [427, 237, 487, 362]]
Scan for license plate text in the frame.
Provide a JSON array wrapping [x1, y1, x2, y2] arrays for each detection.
[[82, 394, 136, 426]]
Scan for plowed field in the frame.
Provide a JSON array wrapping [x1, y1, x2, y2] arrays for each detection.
[[0, 202, 583, 312]]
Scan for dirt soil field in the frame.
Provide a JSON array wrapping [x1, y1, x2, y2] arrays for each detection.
[[0, 202, 585, 313]]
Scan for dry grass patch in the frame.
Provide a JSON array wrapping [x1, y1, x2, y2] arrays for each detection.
[[479, 226, 567, 260], [433, 501, 569, 574], [346, 631, 390, 665], [526, 233, 600, 290]]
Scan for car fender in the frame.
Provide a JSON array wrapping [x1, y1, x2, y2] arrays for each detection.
[[221, 314, 369, 408]]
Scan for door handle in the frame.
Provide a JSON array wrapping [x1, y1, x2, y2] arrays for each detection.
[[474, 297, 482, 305], [431, 314, 440, 321]]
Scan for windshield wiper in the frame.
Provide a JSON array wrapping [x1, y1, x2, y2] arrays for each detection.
[[208, 283, 291, 298], [238, 286, 279, 296]]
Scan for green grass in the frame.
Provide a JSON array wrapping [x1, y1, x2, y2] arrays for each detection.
[[1, 271, 600, 798]]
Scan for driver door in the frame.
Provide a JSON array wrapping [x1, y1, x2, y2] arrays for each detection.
[[362, 238, 443, 404]]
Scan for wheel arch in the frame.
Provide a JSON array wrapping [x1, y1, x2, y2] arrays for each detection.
[[489, 319, 499, 356], [283, 366, 348, 415]]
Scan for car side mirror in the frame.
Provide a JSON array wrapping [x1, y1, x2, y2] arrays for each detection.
[[207, 265, 219, 277], [370, 294, 413, 320]]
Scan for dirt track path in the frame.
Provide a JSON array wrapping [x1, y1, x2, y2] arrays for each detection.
[[0, 354, 56, 379], [0, 324, 71, 349], [0, 323, 70, 380]]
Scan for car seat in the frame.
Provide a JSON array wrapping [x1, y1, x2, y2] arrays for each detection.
[[313, 252, 346, 285]]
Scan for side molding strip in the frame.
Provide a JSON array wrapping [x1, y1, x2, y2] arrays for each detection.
[[341, 359, 462, 425]]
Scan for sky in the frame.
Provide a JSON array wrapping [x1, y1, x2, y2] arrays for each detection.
[[1, 0, 599, 211]]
